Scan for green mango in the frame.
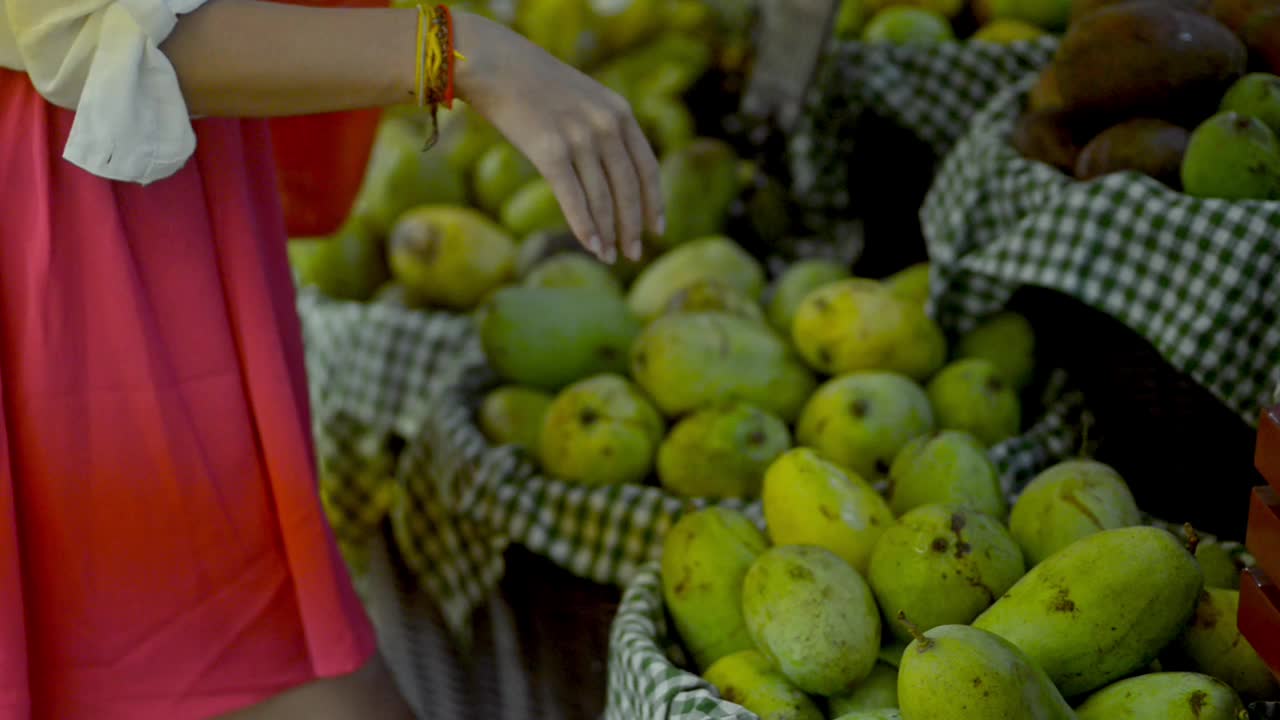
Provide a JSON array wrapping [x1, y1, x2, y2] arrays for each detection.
[[832, 711, 902, 720], [795, 372, 935, 483], [869, 505, 1025, 642], [627, 236, 766, 322], [288, 215, 389, 302], [523, 254, 622, 295], [1220, 72, 1280, 136], [472, 142, 539, 216], [792, 279, 946, 382], [1182, 111, 1280, 201], [592, 0, 666, 58], [352, 117, 467, 237], [636, 93, 697, 156], [514, 233, 585, 278], [1008, 459, 1142, 566], [478, 286, 641, 391], [660, 279, 767, 324], [438, 105, 503, 174], [862, 7, 956, 43], [1195, 540, 1244, 590], [662, 508, 770, 671], [591, 34, 713, 103], [1178, 588, 1280, 699], [515, 0, 592, 65], [761, 448, 896, 575], [926, 359, 1021, 447], [886, 430, 1006, 519], [898, 624, 1076, 719], [630, 312, 816, 422], [743, 546, 882, 696], [538, 374, 663, 486], [883, 263, 930, 309], [702, 650, 824, 720], [956, 312, 1037, 390], [657, 140, 744, 250], [388, 206, 516, 310], [878, 641, 909, 668], [972, 526, 1205, 697], [500, 178, 569, 239], [656, 404, 791, 499], [766, 259, 850, 335], [478, 385, 553, 452], [1075, 672, 1247, 719], [835, 0, 869, 38], [828, 662, 899, 715]]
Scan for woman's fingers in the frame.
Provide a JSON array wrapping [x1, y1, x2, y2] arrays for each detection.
[[572, 143, 619, 263], [597, 117, 645, 262], [540, 141, 607, 261], [621, 112, 665, 239]]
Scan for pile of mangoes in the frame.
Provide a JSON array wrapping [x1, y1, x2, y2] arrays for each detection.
[[833, 0, 1065, 46], [1016, 0, 1280, 199], [661, 450, 1276, 719], [472, 233, 1047, 502]]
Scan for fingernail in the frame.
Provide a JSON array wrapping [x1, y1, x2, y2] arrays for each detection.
[[587, 235, 602, 258], [605, 243, 617, 263]]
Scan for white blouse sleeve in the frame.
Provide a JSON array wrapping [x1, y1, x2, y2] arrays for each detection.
[[6, 0, 210, 184]]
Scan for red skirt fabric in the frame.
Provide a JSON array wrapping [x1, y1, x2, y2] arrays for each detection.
[[0, 69, 376, 719]]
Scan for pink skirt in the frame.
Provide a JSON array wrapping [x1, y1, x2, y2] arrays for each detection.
[[0, 70, 377, 718]]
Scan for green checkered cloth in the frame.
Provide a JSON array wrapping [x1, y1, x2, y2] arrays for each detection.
[[920, 74, 1280, 425], [789, 36, 1058, 221]]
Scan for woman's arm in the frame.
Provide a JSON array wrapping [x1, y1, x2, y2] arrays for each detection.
[[161, 1, 660, 261]]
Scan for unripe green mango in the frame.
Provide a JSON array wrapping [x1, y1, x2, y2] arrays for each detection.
[[630, 312, 816, 422], [522, 254, 622, 295], [761, 448, 895, 575], [656, 140, 744, 250], [479, 286, 641, 391], [766, 259, 850, 335], [743, 546, 881, 696], [956, 312, 1037, 390], [897, 623, 1077, 720], [1008, 459, 1141, 566], [832, 711, 902, 720], [828, 661, 899, 715], [1075, 672, 1247, 719], [661, 508, 769, 671], [538, 374, 664, 487], [660, 278, 767, 324], [1178, 588, 1280, 699], [477, 386, 553, 451], [868, 505, 1026, 642], [702, 649, 823, 720], [972, 526, 1205, 697], [626, 236, 766, 322], [886, 430, 1006, 519], [656, 404, 791, 499], [926, 359, 1021, 447]]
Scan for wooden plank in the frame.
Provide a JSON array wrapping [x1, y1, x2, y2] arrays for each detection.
[[740, 0, 841, 132]]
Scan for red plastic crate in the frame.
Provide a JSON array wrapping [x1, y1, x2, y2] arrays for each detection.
[[1239, 568, 1280, 681], [1257, 407, 1280, 494], [1250, 486, 1280, 585]]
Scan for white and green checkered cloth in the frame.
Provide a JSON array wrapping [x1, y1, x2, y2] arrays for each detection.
[[788, 36, 1058, 221], [920, 74, 1280, 425]]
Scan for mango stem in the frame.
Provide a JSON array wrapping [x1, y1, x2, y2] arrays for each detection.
[[1078, 412, 1093, 458], [1184, 522, 1201, 555], [897, 611, 933, 650]]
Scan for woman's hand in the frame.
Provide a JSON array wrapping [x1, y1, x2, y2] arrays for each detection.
[[452, 11, 663, 263]]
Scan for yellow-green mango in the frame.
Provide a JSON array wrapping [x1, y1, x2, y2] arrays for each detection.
[[1075, 672, 1247, 719], [972, 526, 1205, 697], [662, 508, 769, 671], [626, 236, 766, 322], [657, 404, 791, 499], [388, 206, 516, 310], [351, 117, 467, 237], [1196, 540, 1244, 590], [288, 215, 389, 302], [868, 505, 1025, 641], [656, 140, 744, 250], [479, 286, 641, 391], [898, 624, 1077, 719], [630, 312, 816, 422], [1178, 588, 1280, 699], [500, 178, 569, 239], [829, 662, 899, 715], [472, 142, 539, 216], [478, 386, 553, 451], [539, 374, 663, 486], [636, 93, 696, 156], [743, 546, 881, 695], [956, 312, 1037, 390], [971, 17, 1048, 42], [883, 263, 930, 309], [796, 372, 935, 482], [792, 279, 946, 381], [1008, 459, 1141, 566], [886, 430, 1006, 519], [926, 359, 1021, 447], [514, 0, 592, 65], [761, 448, 895, 574], [523, 254, 622, 295], [702, 649, 823, 720], [661, 278, 767, 324], [766, 259, 850, 335]]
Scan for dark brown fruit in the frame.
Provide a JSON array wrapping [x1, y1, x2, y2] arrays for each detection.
[[1073, 117, 1190, 187], [1056, 1, 1247, 123], [1209, 0, 1279, 33], [1071, 0, 1209, 25], [1028, 65, 1065, 112], [1011, 110, 1096, 172]]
